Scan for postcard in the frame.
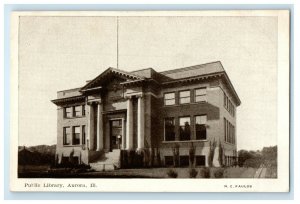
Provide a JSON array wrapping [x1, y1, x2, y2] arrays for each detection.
[[10, 10, 290, 192]]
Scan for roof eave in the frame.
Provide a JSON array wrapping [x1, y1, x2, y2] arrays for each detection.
[[80, 67, 145, 91], [162, 72, 224, 85], [51, 95, 85, 105]]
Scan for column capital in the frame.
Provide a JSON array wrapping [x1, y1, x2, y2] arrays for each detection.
[[95, 100, 102, 105], [136, 93, 144, 98], [87, 99, 102, 105], [124, 95, 133, 100], [124, 93, 143, 99]]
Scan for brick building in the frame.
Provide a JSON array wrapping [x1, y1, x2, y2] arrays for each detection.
[[52, 61, 241, 171]]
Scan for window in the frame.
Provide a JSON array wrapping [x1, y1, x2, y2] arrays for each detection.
[[179, 117, 191, 140], [82, 105, 86, 116], [179, 90, 190, 104], [195, 115, 207, 140], [195, 88, 207, 102], [233, 126, 235, 144], [224, 118, 235, 144], [64, 107, 72, 118], [63, 127, 71, 145], [73, 126, 80, 145], [179, 156, 189, 167], [224, 92, 235, 117], [165, 156, 173, 166], [82, 125, 86, 145], [112, 120, 122, 127], [164, 92, 175, 106], [164, 118, 175, 141], [196, 156, 206, 166], [74, 106, 81, 117], [226, 96, 229, 110], [224, 118, 227, 142]]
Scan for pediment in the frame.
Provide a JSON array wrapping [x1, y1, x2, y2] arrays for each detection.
[[80, 67, 144, 92]]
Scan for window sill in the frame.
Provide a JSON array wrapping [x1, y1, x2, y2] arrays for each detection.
[[224, 142, 236, 145], [63, 145, 82, 147], [162, 140, 208, 144], [164, 101, 207, 107], [64, 116, 86, 119]]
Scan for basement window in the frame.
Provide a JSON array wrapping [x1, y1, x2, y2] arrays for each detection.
[[165, 156, 173, 167], [179, 156, 189, 167], [196, 156, 206, 166]]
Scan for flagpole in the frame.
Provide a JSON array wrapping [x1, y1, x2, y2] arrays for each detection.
[[117, 16, 119, 69]]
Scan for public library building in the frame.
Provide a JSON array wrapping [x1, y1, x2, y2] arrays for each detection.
[[52, 61, 241, 171]]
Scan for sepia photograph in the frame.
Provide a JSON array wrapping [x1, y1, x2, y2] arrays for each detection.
[[10, 10, 290, 192]]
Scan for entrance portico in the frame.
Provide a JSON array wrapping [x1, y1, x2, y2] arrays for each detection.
[[86, 93, 145, 153]]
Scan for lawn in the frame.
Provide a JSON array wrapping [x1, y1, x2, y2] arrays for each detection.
[[18, 165, 265, 178], [223, 167, 257, 178]]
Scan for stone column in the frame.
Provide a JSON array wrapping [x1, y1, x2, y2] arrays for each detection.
[[137, 95, 145, 149], [121, 118, 126, 149], [96, 101, 104, 151], [87, 103, 94, 150], [126, 97, 133, 150]]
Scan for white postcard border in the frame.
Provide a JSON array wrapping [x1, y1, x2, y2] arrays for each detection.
[[10, 10, 290, 192]]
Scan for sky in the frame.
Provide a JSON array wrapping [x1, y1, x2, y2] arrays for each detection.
[[18, 15, 278, 150]]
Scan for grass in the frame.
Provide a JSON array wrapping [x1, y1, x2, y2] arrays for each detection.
[[265, 167, 277, 178], [18, 164, 50, 173], [18, 164, 275, 178], [224, 167, 257, 178]]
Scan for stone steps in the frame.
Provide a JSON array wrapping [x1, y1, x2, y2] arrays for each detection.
[[90, 149, 121, 171]]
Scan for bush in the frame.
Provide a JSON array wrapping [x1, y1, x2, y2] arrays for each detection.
[[172, 144, 180, 167], [214, 168, 224, 178], [120, 150, 128, 168], [189, 144, 195, 167], [167, 169, 178, 178], [133, 151, 144, 168], [189, 168, 198, 178], [244, 158, 262, 168], [199, 167, 210, 178], [128, 150, 136, 168]]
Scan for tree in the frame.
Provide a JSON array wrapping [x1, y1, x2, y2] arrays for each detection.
[[208, 139, 216, 167]]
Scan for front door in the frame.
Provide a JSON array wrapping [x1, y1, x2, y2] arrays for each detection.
[[110, 119, 122, 151]]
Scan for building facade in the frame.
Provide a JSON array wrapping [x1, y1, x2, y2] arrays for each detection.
[[52, 61, 241, 170]]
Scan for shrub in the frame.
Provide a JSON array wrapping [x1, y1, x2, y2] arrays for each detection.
[[189, 168, 198, 178], [172, 144, 180, 167], [156, 149, 162, 167], [218, 142, 224, 167], [189, 143, 195, 167], [133, 151, 144, 168], [128, 150, 136, 168], [143, 149, 150, 167], [208, 140, 217, 167], [199, 167, 210, 178], [120, 150, 128, 168], [243, 158, 262, 168], [214, 168, 224, 178], [167, 169, 178, 178]]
